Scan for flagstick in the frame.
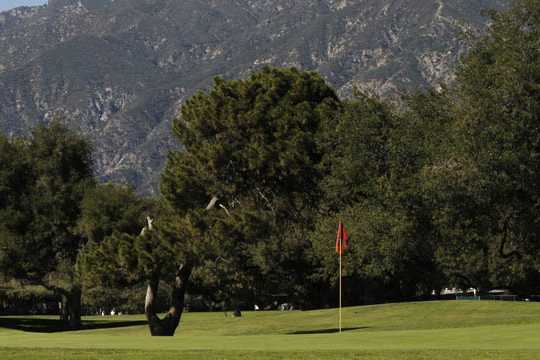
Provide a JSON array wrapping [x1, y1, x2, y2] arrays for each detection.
[[339, 243, 342, 334]]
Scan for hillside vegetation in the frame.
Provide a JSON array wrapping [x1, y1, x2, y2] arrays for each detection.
[[0, 0, 506, 191]]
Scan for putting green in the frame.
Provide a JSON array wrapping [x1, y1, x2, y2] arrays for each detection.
[[0, 301, 539, 359]]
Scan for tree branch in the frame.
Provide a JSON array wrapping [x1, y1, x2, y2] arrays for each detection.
[[206, 196, 219, 211]]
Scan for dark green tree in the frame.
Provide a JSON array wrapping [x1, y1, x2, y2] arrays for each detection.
[[310, 92, 445, 304], [160, 66, 341, 311], [426, 0, 540, 293], [80, 67, 341, 336], [162, 67, 339, 217], [0, 122, 95, 328], [80, 205, 205, 336]]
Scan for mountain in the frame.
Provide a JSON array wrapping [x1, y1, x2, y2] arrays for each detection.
[[0, 0, 507, 193]]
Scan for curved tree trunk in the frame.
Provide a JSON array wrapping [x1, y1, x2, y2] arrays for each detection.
[[60, 287, 82, 329], [145, 265, 192, 336]]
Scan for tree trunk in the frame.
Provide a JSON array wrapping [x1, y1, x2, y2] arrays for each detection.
[[145, 265, 191, 336], [60, 287, 82, 329]]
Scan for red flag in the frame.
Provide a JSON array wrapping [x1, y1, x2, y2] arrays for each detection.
[[335, 222, 349, 255]]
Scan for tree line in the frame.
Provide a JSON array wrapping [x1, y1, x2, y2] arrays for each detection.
[[1, 0, 540, 336]]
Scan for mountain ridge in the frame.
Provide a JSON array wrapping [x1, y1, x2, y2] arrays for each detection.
[[0, 0, 507, 192]]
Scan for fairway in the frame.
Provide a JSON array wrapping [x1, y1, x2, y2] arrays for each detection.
[[0, 301, 539, 359]]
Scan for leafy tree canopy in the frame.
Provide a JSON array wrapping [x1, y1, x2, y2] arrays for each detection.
[[0, 121, 95, 327]]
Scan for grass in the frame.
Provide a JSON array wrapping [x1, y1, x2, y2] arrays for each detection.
[[0, 301, 539, 359]]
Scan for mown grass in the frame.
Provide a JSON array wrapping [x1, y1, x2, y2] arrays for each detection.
[[0, 301, 539, 359], [1, 349, 539, 360]]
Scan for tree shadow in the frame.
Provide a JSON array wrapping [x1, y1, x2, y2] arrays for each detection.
[[0, 317, 147, 333], [289, 326, 368, 335]]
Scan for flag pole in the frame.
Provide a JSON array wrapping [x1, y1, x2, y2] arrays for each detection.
[[336, 220, 348, 334], [339, 236, 342, 334]]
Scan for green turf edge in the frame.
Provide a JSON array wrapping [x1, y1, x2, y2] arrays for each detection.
[[0, 348, 538, 360]]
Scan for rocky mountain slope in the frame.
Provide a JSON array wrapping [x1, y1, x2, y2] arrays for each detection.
[[0, 0, 507, 193]]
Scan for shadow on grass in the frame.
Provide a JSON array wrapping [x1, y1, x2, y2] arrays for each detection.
[[289, 326, 368, 335], [0, 317, 147, 333]]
